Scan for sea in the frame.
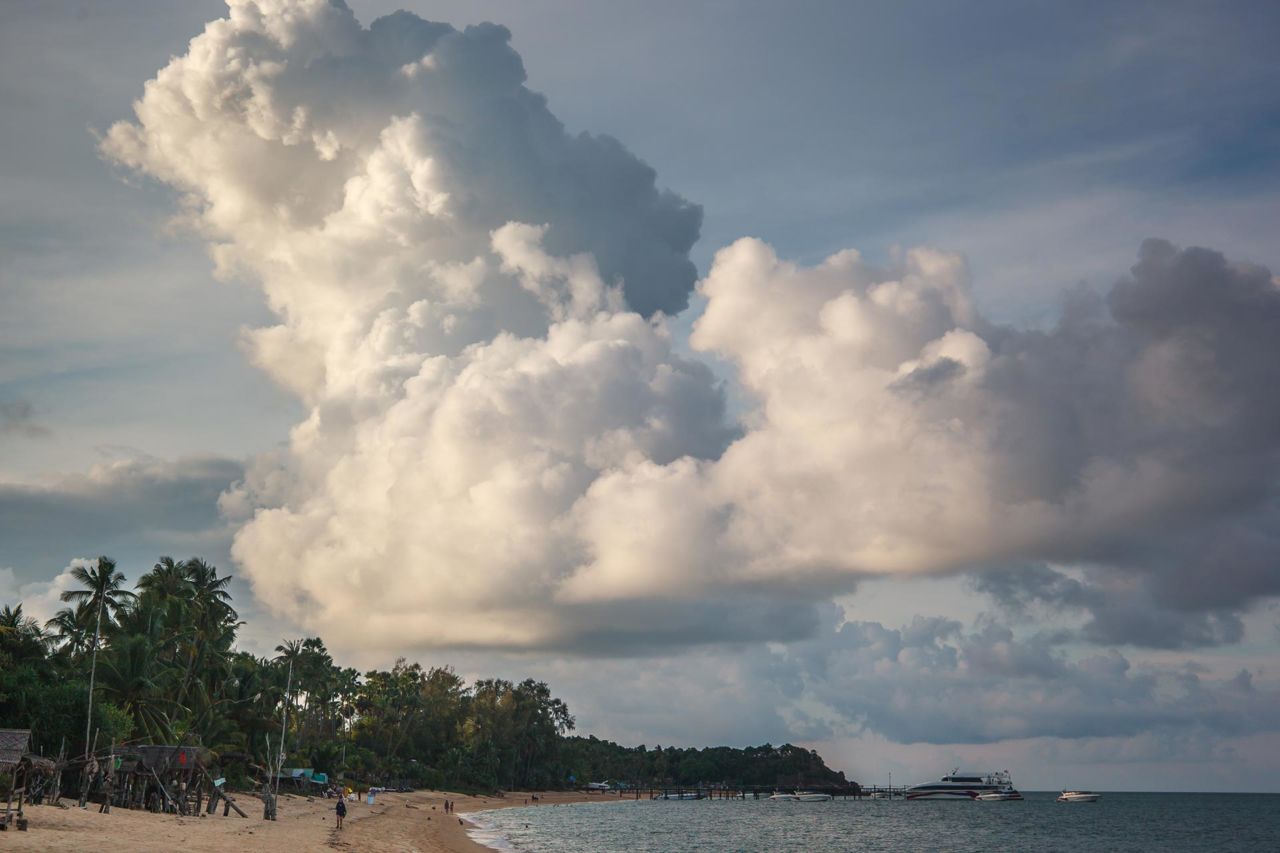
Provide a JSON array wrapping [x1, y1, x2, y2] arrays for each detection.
[[466, 792, 1280, 852]]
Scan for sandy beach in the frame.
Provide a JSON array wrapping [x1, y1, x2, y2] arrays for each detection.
[[1, 789, 618, 852]]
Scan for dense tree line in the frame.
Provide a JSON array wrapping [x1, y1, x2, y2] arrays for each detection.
[[561, 736, 849, 788], [1, 555, 846, 793]]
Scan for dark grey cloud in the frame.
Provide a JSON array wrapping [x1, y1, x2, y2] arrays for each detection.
[[0, 399, 48, 437], [761, 607, 1278, 745], [0, 454, 241, 582], [974, 557, 1261, 650], [973, 240, 1280, 510], [945, 240, 1280, 646]]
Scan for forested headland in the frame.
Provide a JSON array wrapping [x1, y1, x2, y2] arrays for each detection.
[[0, 556, 849, 793]]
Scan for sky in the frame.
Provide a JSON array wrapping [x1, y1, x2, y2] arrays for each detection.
[[2, 0, 1279, 791]]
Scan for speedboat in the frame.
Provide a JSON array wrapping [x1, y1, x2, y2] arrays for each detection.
[[905, 769, 1005, 800], [795, 791, 833, 802], [869, 791, 892, 799], [1057, 790, 1100, 803], [654, 791, 702, 800], [974, 771, 1022, 801], [768, 791, 799, 801]]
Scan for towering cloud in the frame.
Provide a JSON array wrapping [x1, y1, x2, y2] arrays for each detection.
[[106, 0, 1280, 652]]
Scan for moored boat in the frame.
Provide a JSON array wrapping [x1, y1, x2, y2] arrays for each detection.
[[795, 791, 833, 802], [974, 771, 1023, 801], [905, 769, 1012, 800]]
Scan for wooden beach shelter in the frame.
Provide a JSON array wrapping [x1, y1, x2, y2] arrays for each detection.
[[121, 744, 209, 814], [0, 728, 32, 830]]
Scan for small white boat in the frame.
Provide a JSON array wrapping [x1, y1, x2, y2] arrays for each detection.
[[770, 790, 832, 801], [1057, 790, 1100, 803], [654, 791, 702, 800], [975, 789, 1023, 801], [869, 791, 892, 800], [974, 771, 1023, 801]]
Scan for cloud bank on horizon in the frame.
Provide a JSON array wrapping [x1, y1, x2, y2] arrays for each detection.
[[103, 0, 1280, 654]]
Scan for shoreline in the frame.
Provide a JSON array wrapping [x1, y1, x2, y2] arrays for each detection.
[[351, 789, 629, 853], [0, 788, 623, 852]]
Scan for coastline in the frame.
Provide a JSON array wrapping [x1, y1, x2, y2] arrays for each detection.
[[348, 789, 627, 853], [0, 788, 618, 853]]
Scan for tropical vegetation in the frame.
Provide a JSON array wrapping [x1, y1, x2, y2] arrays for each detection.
[[0, 556, 846, 792]]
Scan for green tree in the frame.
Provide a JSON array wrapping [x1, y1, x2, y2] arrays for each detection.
[[58, 556, 135, 627]]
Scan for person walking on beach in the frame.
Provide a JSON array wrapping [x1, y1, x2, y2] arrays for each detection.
[[335, 794, 347, 829]]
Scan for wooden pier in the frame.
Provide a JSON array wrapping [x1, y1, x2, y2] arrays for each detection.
[[582, 783, 909, 800]]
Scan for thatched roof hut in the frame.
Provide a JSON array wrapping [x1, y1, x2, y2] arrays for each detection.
[[20, 756, 55, 775], [134, 745, 205, 772], [0, 730, 31, 771]]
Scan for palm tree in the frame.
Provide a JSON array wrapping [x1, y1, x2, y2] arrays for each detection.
[[58, 556, 135, 625], [136, 556, 191, 602], [99, 633, 173, 743], [223, 654, 279, 764], [173, 558, 239, 710], [185, 558, 236, 625], [134, 557, 194, 674], [0, 602, 48, 645], [45, 602, 96, 658], [0, 602, 38, 634], [272, 639, 305, 780], [60, 555, 133, 756], [0, 603, 51, 671]]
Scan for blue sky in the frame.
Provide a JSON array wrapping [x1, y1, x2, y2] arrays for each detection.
[[2, 0, 1279, 791]]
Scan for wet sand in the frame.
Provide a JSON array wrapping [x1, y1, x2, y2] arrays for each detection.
[[1, 789, 613, 852]]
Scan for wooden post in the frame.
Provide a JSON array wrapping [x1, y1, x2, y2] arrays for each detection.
[[78, 729, 99, 808], [200, 768, 246, 818], [51, 736, 65, 805], [15, 768, 27, 830]]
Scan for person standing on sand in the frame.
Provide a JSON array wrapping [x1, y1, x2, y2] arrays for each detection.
[[336, 795, 347, 829]]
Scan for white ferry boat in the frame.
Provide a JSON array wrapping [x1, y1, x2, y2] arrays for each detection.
[[905, 769, 1006, 800]]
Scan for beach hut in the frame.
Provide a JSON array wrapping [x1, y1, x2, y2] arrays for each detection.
[[0, 729, 32, 830], [110, 744, 210, 814], [279, 767, 316, 791]]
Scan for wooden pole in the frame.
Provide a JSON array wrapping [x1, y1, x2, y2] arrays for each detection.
[[83, 578, 106, 760], [275, 658, 293, 801], [78, 728, 99, 808]]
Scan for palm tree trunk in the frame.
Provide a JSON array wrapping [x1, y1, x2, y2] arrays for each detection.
[[83, 593, 105, 756], [275, 659, 293, 801]]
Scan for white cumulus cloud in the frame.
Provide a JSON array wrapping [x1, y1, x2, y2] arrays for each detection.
[[104, 0, 1280, 653]]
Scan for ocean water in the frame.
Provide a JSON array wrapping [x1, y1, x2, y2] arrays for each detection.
[[467, 792, 1280, 852]]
